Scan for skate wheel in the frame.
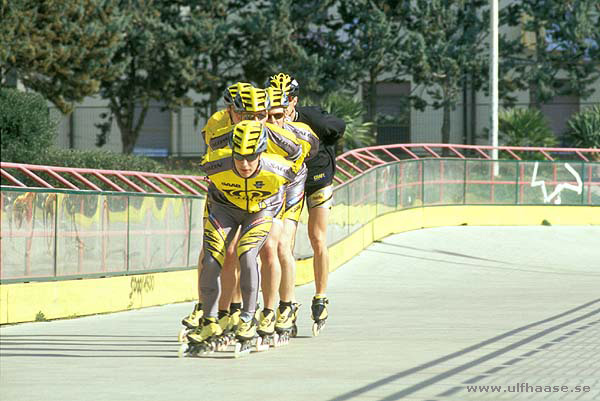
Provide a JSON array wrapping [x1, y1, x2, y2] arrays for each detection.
[[178, 327, 189, 343], [255, 336, 270, 352], [178, 343, 189, 358], [234, 342, 244, 358]]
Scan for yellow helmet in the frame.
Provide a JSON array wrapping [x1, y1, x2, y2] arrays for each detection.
[[224, 82, 252, 105], [230, 121, 268, 156], [233, 87, 270, 112], [265, 87, 290, 108], [265, 73, 299, 97]]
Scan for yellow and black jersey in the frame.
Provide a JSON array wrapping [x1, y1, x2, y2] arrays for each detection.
[[202, 109, 232, 145], [283, 121, 319, 166], [200, 148, 297, 213], [207, 124, 303, 169]]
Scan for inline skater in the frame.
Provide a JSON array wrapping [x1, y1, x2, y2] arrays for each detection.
[[180, 82, 250, 342], [259, 87, 319, 338], [183, 121, 298, 356], [206, 86, 304, 346], [266, 73, 345, 336]]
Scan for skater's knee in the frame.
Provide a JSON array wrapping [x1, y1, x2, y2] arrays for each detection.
[[260, 239, 277, 262], [308, 231, 326, 250], [277, 236, 292, 256]]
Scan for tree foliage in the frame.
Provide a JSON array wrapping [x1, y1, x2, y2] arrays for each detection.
[[565, 105, 600, 152], [400, 0, 489, 145], [501, 0, 600, 106], [0, 88, 56, 162], [2, 0, 598, 155], [337, 0, 408, 122], [98, 0, 215, 153], [311, 92, 374, 153], [498, 108, 557, 148], [0, 0, 128, 113], [188, 0, 245, 119]]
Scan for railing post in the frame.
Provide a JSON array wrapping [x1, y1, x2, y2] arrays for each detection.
[[581, 162, 586, 205], [186, 198, 194, 267], [463, 159, 467, 204], [515, 160, 520, 205], [394, 162, 398, 210], [397, 161, 403, 210], [54, 194, 59, 277], [126, 196, 130, 273], [420, 160, 425, 206]]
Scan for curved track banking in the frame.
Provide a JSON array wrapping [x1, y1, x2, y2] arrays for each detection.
[[1, 226, 599, 401]]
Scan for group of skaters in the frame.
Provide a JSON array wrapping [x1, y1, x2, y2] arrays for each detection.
[[179, 73, 346, 354]]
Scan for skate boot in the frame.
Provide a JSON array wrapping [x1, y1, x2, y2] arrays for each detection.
[[178, 302, 203, 342], [275, 302, 299, 344], [234, 316, 259, 357], [256, 309, 277, 350], [311, 296, 329, 336], [254, 302, 262, 321], [178, 317, 223, 357], [229, 307, 241, 332], [215, 311, 231, 351]]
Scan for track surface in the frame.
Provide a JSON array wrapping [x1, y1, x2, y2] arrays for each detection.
[[1, 226, 599, 401]]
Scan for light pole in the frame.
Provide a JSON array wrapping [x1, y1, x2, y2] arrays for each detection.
[[490, 0, 499, 174]]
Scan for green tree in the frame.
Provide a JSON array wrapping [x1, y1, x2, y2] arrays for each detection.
[[401, 0, 489, 146], [0, 0, 128, 113], [233, 0, 318, 87], [227, 0, 350, 99], [190, 0, 245, 120], [98, 1, 214, 154], [501, 0, 600, 107], [287, 0, 350, 97], [337, 0, 407, 123]]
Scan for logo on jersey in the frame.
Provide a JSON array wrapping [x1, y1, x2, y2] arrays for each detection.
[[313, 173, 325, 181], [254, 181, 265, 189], [222, 182, 241, 188], [222, 189, 272, 199]]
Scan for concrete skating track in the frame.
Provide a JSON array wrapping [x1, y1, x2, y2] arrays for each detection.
[[1, 226, 599, 401]]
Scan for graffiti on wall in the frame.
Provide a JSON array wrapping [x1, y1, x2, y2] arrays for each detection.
[[530, 162, 583, 205]]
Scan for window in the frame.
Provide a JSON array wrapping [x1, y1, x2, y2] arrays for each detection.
[[366, 82, 411, 145]]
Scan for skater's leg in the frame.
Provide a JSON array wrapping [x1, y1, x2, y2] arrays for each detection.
[[308, 206, 330, 296], [259, 221, 282, 311], [278, 218, 299, 303], [200, 206, 238, 319], [278, 168, 305, 304], [237, 213, 273, 323], [218, 226, 241, 310]]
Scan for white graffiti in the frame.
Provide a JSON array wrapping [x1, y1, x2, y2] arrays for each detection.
[[530, 162, 583, 204]]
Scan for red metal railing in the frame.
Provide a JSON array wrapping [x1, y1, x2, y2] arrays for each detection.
[[1, 145, 598, 193], [334, 144, 600, 185], [0, 162, 208, 195]]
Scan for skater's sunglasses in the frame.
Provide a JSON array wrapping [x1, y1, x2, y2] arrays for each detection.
[[268, 112, 286, 121], [242, 111, 268, 121], [233, 152, 260, 162]]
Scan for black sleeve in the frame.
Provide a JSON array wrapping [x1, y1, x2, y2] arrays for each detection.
[[297, 106, 346, 146]]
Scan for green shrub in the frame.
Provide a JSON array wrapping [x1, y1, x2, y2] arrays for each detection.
[[1, 88, 56, 162], [303, 93, 374, 153], [498, 108, 557, 160], [565, 105, 600, 154], [499, 108, 557, 147], [36, 148, 165, 172]]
